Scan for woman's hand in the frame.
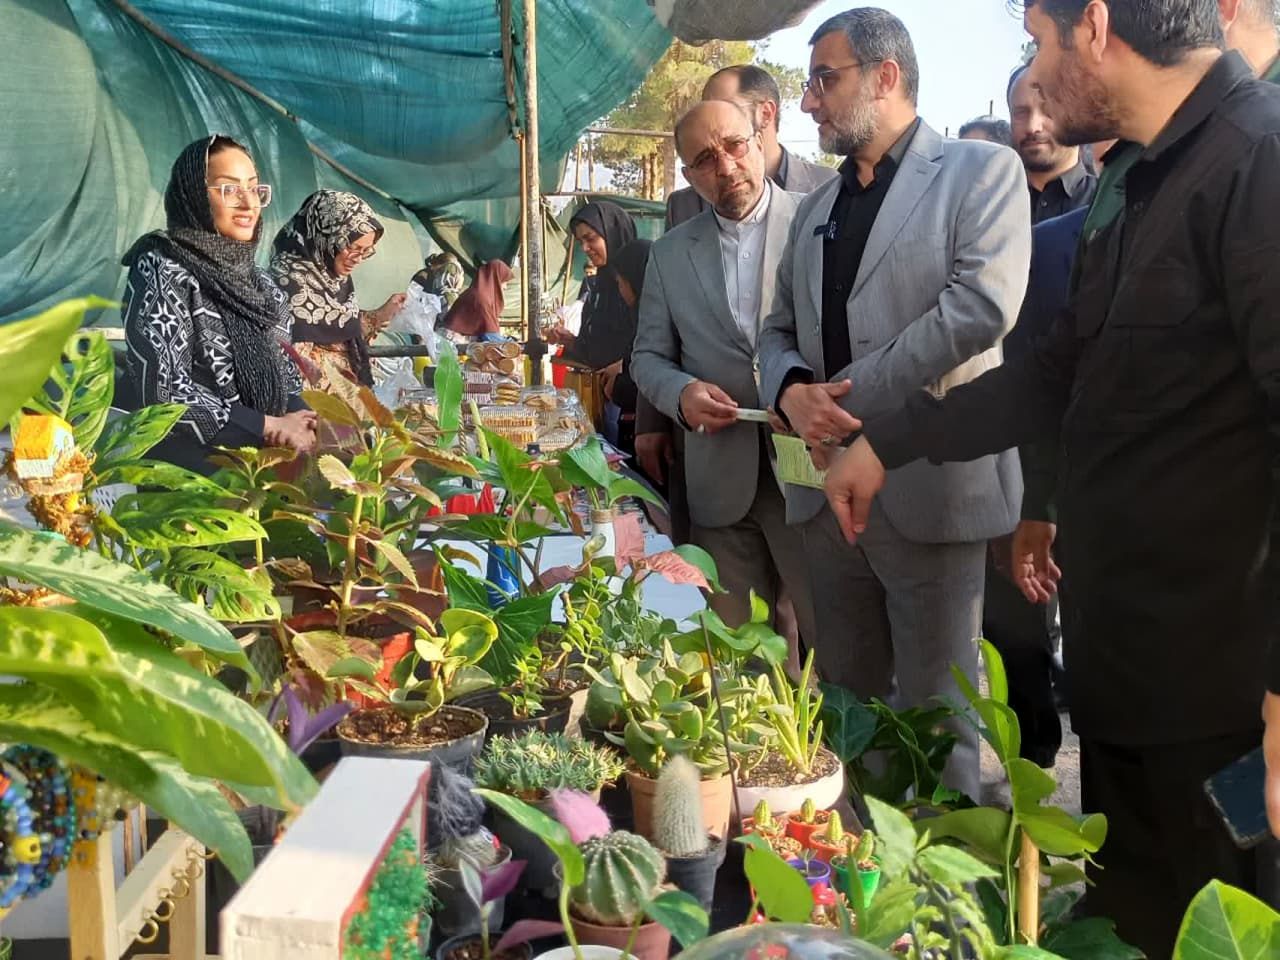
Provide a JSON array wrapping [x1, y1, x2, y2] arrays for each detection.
[[544, 324, 576, 346], [265, 410, 318, 454], [366, 294, 407, 338]]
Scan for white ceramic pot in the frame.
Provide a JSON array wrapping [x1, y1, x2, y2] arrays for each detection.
[[533, 947, 628, 960], [732, 748, 846, 825]]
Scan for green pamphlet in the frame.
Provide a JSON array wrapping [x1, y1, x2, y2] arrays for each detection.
[[773, 434, 827, 489]]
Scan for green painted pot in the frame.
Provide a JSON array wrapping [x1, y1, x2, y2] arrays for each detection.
[[832, 856, 882, 908]]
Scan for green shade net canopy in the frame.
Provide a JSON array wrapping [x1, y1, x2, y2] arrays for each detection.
[[0, 0, 671, 322]]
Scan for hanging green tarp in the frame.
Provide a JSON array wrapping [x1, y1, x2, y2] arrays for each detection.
[[0, 0, 670, 322]]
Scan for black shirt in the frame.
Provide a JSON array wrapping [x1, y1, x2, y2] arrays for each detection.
[[1028, 155, 1097, 225], [862, 52, 1280, 744]]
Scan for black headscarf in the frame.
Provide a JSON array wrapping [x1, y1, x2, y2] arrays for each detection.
[[611, 239, 652, 306], [122, 135, 289, 417], [567, 201, 637, 370], [269, 190, 384, 386]]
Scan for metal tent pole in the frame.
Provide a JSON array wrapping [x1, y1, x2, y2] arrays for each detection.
[[522, 0, 546, 384]]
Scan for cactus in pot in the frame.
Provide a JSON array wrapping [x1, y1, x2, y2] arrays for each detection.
[[745, 799, 781, 838], [809, 810, 847, 863], [570, 831, 667, 926], [653, 756, 709, 857]]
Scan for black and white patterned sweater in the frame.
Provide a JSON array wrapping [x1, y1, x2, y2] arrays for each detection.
[[120, 249, 305, 471]]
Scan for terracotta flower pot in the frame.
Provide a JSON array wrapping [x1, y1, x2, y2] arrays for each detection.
[[571, 916, 670, 960], [626, 768, 730, 842], [783, 808, 832, 849], [807, 830, 846, 864]]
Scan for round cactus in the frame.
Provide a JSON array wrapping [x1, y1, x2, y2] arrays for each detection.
[[570, 830, 667, 926]]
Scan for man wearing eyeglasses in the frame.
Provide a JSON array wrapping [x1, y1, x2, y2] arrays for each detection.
[[631, 99, 817, 649], [756, 8, 1031, 799]]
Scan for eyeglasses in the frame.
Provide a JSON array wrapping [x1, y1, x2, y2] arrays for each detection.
[[341, 244, 377, 262], [207, 183, 273, 208], [687, 136, 754, 175], [801, 60, 884, 98]]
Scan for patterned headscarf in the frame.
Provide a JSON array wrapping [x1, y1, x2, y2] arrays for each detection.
[[414, 252, 466, 307], [270, 190, 384, 385], [122, 135, 290, 417]]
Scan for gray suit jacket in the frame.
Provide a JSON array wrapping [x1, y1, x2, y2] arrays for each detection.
[[757, 121, 1030, 542], [665, 149, 837, 229], [633, 186, 801, 528]]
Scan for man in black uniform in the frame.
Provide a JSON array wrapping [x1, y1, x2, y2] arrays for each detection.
[[820, 1, 1280, 954]]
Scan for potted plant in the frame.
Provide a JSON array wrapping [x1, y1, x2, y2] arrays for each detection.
[[733, 651, 845, 818], [782, 798, 831, 849], [808, 810, 852, 864], [332, 608, 498, 770], [474, 788, 709, 960], [830, 830, 881, 909], [435, 859, 533, 960], [586, 647, 733, 841], [786, 857, 832, 890], [473, 731, 624, 896], [740, 800, 783, 841], [651, 756, 725, 915]]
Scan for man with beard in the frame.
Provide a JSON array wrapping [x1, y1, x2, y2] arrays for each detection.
[[631, 100, 817, 647], [756, 8, 1030, 800], [819, 0, 1280, 951], [1008, 64, 1098, 223]]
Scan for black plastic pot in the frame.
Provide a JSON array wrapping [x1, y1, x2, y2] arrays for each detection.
[[433, 844, 512, 939], [436, 933, 532, 960], [337, 705, 488, 774], [663, 834, 727, 915], [298, 736, 342, 775], [455, 690, 571, 744]]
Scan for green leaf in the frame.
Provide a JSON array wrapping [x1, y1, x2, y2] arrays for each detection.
[[434, 339, 463, 445], [163, 551, 281, 624], [95, 460, 229, 495], [483, 592, 556, 685], [293, 630, 378, 678], [302, 390, 361, 427], [0, 524, 251, 672], [645, 889, 709, 947], [1008, 758, 1106, 857], [671, 544, 723, 592], [1042, 860, 1089, 890], [327, 657, 379, 682], [742, 842, 813, 923], [1173, 880, 1280, 959], [919, 807, 1013, 866], [473, 788, 585, 885], [35, 330, 115, 450], [0, 607, 315, 809], [559, 436, 615, 491], [445, 664, 495, 700], [483, 428, 563, 519], [439, 608, 499, 663], [438, 514, 553, 547], [0, 297, 106, 425], [865, 795, 919, 879], [1043, 917, 1144, 960], [94, 404, 186, 467], [916, 844, 999, 886], [367, 537, 417, 585], [437, 552, 493, 611], [857, 878, 920, 949], [979, 637, 1009, 706], [113, 492, 268, 549], [606, 475, 661, 507], [0, 684, 255, 880], [991, 948, 1071, 960], [749, 591, 770, 624], [819, 683, 879, 764]]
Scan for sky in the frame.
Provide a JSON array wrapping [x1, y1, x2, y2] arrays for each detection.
[[766, 1, 1031, 159]]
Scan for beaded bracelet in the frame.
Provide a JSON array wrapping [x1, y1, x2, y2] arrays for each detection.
[[4, 747, 72, 895], [0, 767, 41, 915]]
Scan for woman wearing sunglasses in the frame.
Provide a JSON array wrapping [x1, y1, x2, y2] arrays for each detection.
[[120, 134, 315, 474], [269, 190, 405, 392]]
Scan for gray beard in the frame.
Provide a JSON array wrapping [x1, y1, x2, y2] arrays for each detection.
[[820, 95, 878, 158]]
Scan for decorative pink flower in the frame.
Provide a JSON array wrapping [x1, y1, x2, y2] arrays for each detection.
[[547, 788, 611, 844]]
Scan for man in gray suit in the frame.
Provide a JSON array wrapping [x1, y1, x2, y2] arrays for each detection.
[[757, 8, 1030, 798], [633, 99, 815, 643], [665, 65, 839, 230]]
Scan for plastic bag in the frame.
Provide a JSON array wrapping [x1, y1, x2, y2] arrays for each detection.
[[647, 0, 822, 42], [553, 299, 584, 336], [393, 283, 443, 341]]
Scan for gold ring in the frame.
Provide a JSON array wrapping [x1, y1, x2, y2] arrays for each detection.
[[171, 875, 191, 898], [135, 919, 161, 945], [199, 848, 218, 861], [153, 897, 176, 922], [821, 435, 837, 446], [184, 861, 204, 881]]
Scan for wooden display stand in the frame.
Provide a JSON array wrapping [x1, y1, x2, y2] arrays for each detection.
[[220, 758, 431, 960], [68, 820, 211, 960], [554, 360, 605, 431]]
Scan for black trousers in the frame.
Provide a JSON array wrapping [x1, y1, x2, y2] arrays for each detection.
[[1080, 731, 1261, 958], [982, 553, 1062, 767]]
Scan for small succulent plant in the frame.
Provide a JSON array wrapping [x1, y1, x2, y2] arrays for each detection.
[[653, 755, 709, 858], [820, 811, 846, 845], [473, 730, 624, 800]]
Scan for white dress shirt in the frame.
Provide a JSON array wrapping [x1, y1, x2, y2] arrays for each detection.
[[713, 181, 772, 347]]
